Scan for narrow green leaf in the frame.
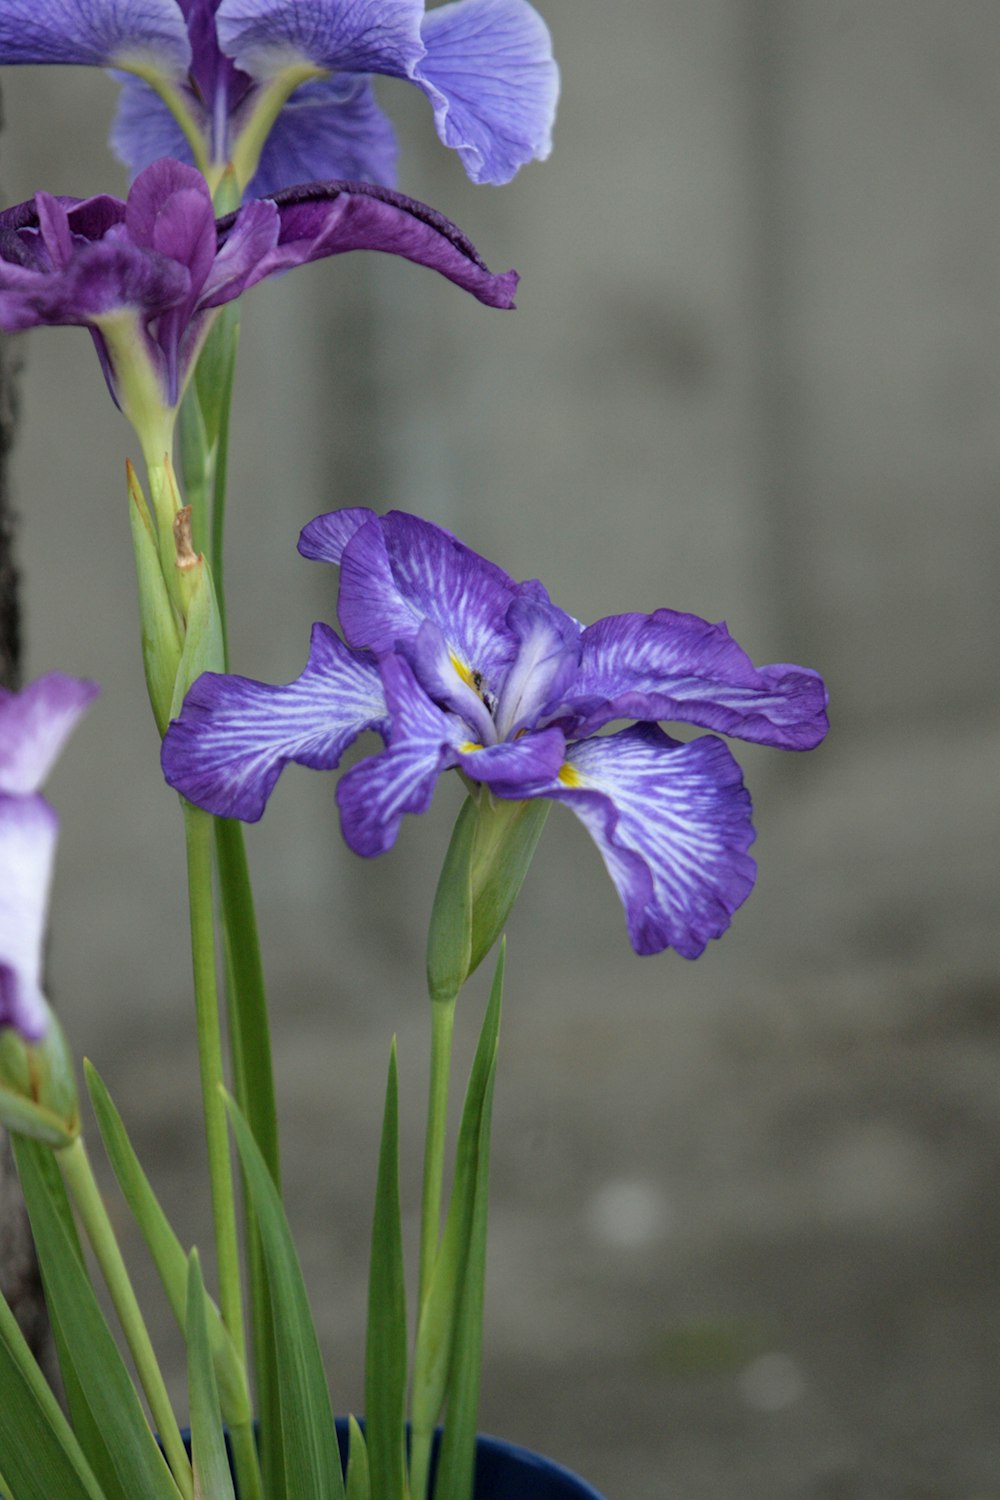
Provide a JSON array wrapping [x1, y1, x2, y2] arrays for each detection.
[[364, 1042, 407, 1500], [433, 951, 505, 1500], [411, 944, 503, 1481], [186, 1253, 237, 1500], [13, 1140, 182, 1500], [426, 795, 476, 1003], [344, 1416, 371, 1500], [0, 1288, 107, 1500], [225, 1094, 344, 1500], [12, 1138, 130, 1500], [84, 1063, 251, 1430]]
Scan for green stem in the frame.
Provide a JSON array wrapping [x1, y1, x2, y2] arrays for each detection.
[[228, 1418, 265, 1500], [56, 1137, 193, 1500], [418, 997, 457, 1313], [182, 802, 247, 1370]]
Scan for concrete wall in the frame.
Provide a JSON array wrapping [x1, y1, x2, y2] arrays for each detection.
[[1, 5, 997, 1496]]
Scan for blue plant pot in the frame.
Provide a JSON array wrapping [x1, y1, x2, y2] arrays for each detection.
[[334, 1420, 608, 1500], [188, 1419, 609, 1499]]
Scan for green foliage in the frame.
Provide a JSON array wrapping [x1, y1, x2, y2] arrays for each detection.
[[12, 1140, 182, 1500], [364, 1042, 408, 1500], [186, 1253, 237, 1500], [225, 1094, 344, 1500]]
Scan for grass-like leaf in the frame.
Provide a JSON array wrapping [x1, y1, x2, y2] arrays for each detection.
[[84, 1063, 251, 1430], [344, 1415, 371, 1500], [432, 948, 504, 1500], [410, 945, 504, 1500], [364, 1041, 408, 1500], [13, 1139, 182, 1500], [224, 1093, 344, 1500], [0, 1287, 106, 1500], [186, 1252, 237, 1500]]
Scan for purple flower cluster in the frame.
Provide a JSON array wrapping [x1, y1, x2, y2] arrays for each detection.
[[162, 510, 829, 958], [0, 0, 558, 194], [0, 675, 98, 1041], [0, 159, 517, 416]]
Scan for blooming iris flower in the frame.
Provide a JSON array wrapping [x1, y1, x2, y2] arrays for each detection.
[[0, 158, 517, 452], [162, 510, 829, 958], [0, 0, 558, 197], [0, 674, 98, 1041]]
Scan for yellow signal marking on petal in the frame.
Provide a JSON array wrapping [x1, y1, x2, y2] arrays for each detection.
[[459, 741, 484, 754], [450, 651, 475, 689], [557, 762, 584, 787]]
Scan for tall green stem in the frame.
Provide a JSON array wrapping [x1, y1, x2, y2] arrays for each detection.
[[56, 1137, 194, 1500], [418, 997, 457, 1312], [182, 802, 247, 1370]]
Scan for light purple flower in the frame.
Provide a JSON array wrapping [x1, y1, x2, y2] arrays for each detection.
[[0, 0, 557, 196], [0, 158, 518, 418], [162, 511, 829, 958], [0, 675, 98, 1042]]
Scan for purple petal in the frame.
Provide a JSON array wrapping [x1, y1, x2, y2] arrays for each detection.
[[246, 75, 399, 197], [0, 0, 190, 72], [0, 674, 99, 797], [199, 198, 279, 306], [336, 652, 457, 856], [547, 725, 757, 958], [0, 794, 58, 1042], [110, 75, 199, 182], [494, 591, 580, 739], [457, 725, 565, 788], [298, 507, 376, 566], [125, 160, 216, 295], [215, 180, 519, 309], [415, 0, 558, 184], [337, 511, 519, 683], [408, 618, 495, 744], [216, 0, 425, 81], [565, 610, 830, 751], [161, 622, 387, 820]]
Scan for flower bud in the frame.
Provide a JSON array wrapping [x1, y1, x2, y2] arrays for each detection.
[[0, 1002, 79, 1147], [427, 791, 549, 1003]]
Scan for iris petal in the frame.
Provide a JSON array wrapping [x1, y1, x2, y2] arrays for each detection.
[[547, 724, 757, 958], [565, 610, 830, 750], [0, 0, 191, 72], [338, 511, 519, 681], [161, 622, 387, 820], [0, 795, 58, 1042], [216, 0, 425, 80], [246, 76, 400, 197], [415, 0, 558, 184], [336, 653, 458, 856], [0, 674, 99, 796]]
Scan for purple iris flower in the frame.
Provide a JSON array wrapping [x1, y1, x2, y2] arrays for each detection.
[[0, 158, 517, 420], [162, 510, 829, 958], [0, 674, 99, 1042], [0, 0, 558, 196]]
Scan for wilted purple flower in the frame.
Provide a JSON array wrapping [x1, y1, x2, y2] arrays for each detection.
[[162, 510, 829, 958], [0, 158, 517, 427], [0, 675, 98, 1041], [0, 0, 558, 197]]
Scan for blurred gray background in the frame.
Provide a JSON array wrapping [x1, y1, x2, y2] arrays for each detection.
[[2, 3, 999, 1497]]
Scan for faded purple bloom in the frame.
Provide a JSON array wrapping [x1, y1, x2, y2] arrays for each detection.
[[163, 511, 829, 958], [0, 158, 517, 422], [0, 675, 98, 1042], [0, 0, 557, 196]]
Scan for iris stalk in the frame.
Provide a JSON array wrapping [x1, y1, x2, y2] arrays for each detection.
[[182, 804, 247, 1370]]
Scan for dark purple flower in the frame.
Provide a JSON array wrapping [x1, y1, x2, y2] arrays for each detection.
[[0, 675, 98, 1042], [0, 159, 518, 425], [0, 0, 558, 196], [162, 510, 829, 958]]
